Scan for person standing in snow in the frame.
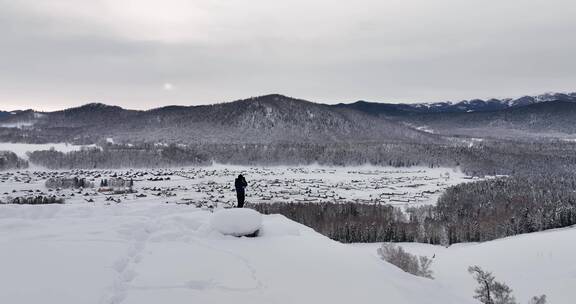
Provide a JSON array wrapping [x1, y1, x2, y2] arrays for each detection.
[[235, 174, 248, 208]]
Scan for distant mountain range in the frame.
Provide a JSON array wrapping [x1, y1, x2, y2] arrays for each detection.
[[1, 92, 575, 144], [339, 92, 576, 115], [337, 92, 576, 138]]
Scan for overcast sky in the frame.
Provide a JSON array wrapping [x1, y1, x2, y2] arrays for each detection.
[[1, 0, 575, 111]]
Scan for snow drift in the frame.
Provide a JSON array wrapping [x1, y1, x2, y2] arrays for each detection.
[[354, 226, 576, 304], [0, 201, 468, 304], [210, 208, 263, 236]]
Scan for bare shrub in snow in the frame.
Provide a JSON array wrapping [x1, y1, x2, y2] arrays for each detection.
[[468, 265, 546, 304], [527, 295, 546, 304], [377, 244, 434, 279], [418, 255, 434, 279]]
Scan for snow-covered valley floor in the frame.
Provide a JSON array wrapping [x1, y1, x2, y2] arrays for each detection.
[[353, 227, 576, 304], [0, 166, 470, 207], [0, 201, 470, 304]]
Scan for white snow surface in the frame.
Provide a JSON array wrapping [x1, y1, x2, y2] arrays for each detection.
[[352, 227, 576, 304], [210, 208, 263, 236], [0, 201, 469, 304]]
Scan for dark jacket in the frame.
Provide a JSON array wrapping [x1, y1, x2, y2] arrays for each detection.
[[235, 176, 247, 193]]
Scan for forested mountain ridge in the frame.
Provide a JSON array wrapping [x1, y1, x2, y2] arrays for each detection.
[[386, 100, 576, 138], [335, 92, 576, 138], [2, 92, 576, 145], [0, 94, 439, 144], [140, 94, 440, 144]]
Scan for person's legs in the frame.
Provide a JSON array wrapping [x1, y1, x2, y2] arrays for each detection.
[[237, 191, 245, 208]]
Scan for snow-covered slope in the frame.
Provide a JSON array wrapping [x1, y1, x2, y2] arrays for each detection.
[[0, 201, 469, 304], [353, 227, 576, 304]]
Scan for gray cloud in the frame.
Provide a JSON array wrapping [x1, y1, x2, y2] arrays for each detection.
[[0, 0, 575, 111]]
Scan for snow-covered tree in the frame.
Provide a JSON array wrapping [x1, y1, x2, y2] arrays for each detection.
[[468, 266, 546, 304], [468, 265, 516, 304], [527, 295, 546, 304]]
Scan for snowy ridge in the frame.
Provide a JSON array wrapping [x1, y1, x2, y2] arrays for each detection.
[[354, 226, 576, 304], [350, 91, 576, 114], [0, 201, 469, 304], [435, 92, 576, 112]]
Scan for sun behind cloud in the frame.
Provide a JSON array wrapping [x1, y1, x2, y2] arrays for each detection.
[[163, 83, 174, 91]]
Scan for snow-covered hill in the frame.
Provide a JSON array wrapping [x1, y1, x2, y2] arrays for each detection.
[[353, 227, 576, 304], [0, 201, 469, 304], [0, 94, 438, 145]]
